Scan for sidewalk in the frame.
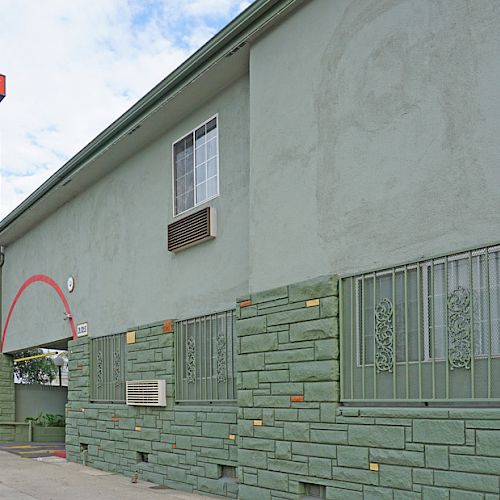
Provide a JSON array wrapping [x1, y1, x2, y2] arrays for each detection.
[[0, 450, 212, 499]]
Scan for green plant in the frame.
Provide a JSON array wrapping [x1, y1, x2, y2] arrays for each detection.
[[25, 412, 65, 427]]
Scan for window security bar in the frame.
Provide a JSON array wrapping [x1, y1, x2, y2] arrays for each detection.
[[340, 244, 500, 404], [175, 310, 236, 404]]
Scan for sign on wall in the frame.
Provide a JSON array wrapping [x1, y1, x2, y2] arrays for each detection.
[[76, 322, 88, 337]]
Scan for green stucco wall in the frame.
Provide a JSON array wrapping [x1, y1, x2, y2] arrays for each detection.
[[64, 275, 500, 498]]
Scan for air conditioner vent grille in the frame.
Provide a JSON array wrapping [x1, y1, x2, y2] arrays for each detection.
[[126, 380, 166, 406], [168, 207, 216, 252]]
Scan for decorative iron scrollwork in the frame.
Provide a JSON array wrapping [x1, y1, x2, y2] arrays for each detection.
[[113, 351, 121, 386], [447, 286, 472, 370], [186, 336, 196, 383], [375, 298, 394, 373], [96, 350, 103, 388], [216, 330, 227, 383]]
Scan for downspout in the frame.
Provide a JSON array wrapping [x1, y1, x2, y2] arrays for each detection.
[[0, 246, 4, 342]]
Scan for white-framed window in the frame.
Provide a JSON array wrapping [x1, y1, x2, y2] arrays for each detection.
[[172, 116, 219, 216]]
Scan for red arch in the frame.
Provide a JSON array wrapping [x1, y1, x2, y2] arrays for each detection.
[[1, 274, 77, 352]]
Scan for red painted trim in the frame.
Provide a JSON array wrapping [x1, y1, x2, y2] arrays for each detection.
[[1, 274, 77, 352]]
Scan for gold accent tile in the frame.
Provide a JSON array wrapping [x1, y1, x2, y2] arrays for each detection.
[[253, 420, 263, 426], [306, 299, 320, 307], [127, 331, 136, 344], [369, 463, 379, 472], [135, 426, 142, 432], [228, 434, 236, 440]]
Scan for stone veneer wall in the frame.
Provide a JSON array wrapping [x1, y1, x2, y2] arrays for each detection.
[[65, 275, 500, 499], [0, 354, 15, 441], [66, 323, 238, 498], [236, 275, 500, 500]]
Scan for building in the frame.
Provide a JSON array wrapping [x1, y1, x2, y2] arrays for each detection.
[[1, 0, 500, 498]]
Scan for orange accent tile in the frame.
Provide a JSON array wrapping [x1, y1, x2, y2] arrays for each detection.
[[111, 416, 119, 422], [239, 300, 252, 308], [172, 444, 177, 449], [163, 320, 173, 333], [290, 395, 305, 402]]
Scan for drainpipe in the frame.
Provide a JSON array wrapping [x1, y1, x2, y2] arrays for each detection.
[[0, 246, 4, 345]]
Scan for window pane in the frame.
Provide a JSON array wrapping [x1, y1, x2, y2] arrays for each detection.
[[207, 138, 217, 159], [196, 164, 206, 184], [196, 182, 207, 203], [207, 177, 218, 198], [196, 144, 206, 165], [207, 158, 217, 178]]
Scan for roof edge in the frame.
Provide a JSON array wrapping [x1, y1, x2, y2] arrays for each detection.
[[0, 0, 302, 241]]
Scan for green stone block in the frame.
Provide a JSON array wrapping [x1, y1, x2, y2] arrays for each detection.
[[267, 308, 319, 327], [238, 449, 268, 467], [315, 339, 339, 360], [260, 370, 290, 383], [288, 275, 338, 302], [257, 470, 289, 491], [369, 448, 424, 467], [363, 486, 394, 499], [241, 372, 259, 389], [242, 437, 275, 452], [284, 422, 309, 442], [379, 464, 412, 490], [289, 318, 338, 342], [331, 467, 378, 486], [197, 477, 225, 496], [239, 485, 271, 500], [271, 382, 303, 395], [265, 348, 315, 364], [305, 381, 339, 401], [337, 446, 368, 468], [326, 487, 363, 500], [275, 441, 292, 460], [268, 458, 307, 474], [251, 286, 289, 305], [320, 296, 339, 318], [450, 454, 500, 474], [290, 361, 338, 382], [292, 442, 336, 459], [434, 470, 499, 493], [157, 452, 179, 466], [174, 412, 197, 426], [254, 425, 284, 440], [238, 390, 254, 407], [311, 429, 347, 445], [241, 333, 278, 354], [450, 491, 483, 500], [413, 420, 465, 445], [348, 425, 405, 449], [275, 409, 298, 421], [253, 396, 291, 408], [238, 317, 267, 337], [309, 457, 332, 479], [238, 353, 265, 371], [425, 445, 449, 469], [393, 491, 421, 500], [202, 422, 229, 438], [298, 409, 320, 422], [476, 429, 500, 456]]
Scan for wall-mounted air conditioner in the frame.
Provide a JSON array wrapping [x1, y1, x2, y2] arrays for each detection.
[[126, 379, 166, 406]]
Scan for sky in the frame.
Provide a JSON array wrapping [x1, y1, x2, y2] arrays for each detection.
[[0, 0, 251, 220]]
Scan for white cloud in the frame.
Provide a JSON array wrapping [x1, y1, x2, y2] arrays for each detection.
[[0, 0, 248, 219]]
